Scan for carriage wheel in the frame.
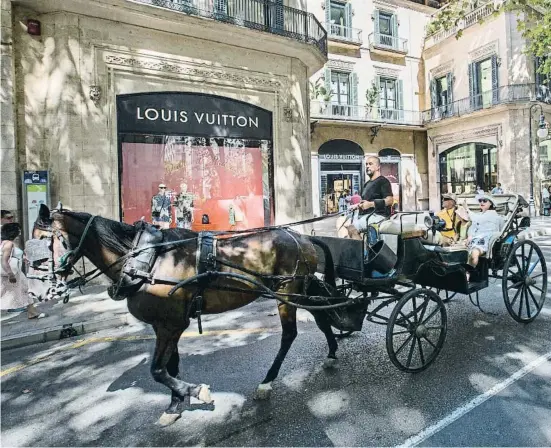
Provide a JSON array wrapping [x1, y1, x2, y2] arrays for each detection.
[[502, 240, 548, 323], [386, 288, 447, 373]]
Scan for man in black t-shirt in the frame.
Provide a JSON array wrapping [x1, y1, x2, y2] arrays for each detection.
[[344, 156, 394, 240]]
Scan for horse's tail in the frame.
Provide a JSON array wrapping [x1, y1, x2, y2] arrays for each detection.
[[308, 236, 336, 289]]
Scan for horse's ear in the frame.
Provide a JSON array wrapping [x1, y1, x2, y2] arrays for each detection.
[[38, 204, 50, 221], [56, 201, 63, 211]]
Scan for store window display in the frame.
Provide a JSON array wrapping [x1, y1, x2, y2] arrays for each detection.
[[120, 136, 273, 231]]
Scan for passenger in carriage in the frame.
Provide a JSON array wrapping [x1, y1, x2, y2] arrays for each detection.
[[436, 193, 460, 246], [463, 193, 504, 280]]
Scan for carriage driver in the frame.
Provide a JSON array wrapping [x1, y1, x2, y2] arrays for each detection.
[[342, 156, 394, 240]]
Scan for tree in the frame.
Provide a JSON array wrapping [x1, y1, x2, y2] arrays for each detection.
[[427, 0, 551, 79]]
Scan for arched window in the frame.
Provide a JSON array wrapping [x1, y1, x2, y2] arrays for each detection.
[[378, 148, 401, 158]]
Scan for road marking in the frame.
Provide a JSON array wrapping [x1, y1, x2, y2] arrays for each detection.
[[0, 327, 277, 378], [396, 350, 551, 448]]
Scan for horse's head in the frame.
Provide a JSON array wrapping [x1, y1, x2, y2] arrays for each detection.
[[32, 202, 82, 277]]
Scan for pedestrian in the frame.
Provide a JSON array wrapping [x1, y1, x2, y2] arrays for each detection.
[[542, 184, 550, 216], [1, 209, 15, 228], [491, 183, 503, 194], [1, 223, 46, 319]]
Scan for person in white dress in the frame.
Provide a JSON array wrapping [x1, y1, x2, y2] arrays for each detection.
[[1, 223, 45, 319]]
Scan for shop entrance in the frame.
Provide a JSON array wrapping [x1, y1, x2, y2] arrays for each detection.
[[318, 139, 364, 214]]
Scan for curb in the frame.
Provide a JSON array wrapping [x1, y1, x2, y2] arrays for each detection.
[[1, 313, 131, 352], [518, 228, 551, 241]]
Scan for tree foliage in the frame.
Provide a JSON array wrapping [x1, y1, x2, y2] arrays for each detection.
[[427, 0, 551, 79]]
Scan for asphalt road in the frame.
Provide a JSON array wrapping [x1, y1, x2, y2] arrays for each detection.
[[1, 237, 550, 447]]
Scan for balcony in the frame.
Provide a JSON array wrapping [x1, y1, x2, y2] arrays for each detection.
[[425, 1, 499, 48], [423, 84, 551, 123], [326, 22, 362, 46], [368, 33, 408, 56], [311, 101, 422, 125], [133, 0, 328, 56], [408, 0, 442, 8]]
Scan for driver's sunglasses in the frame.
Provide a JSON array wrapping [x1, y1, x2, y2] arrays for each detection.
[[478, 199, 489, 203], [4, 215, 14, 221], [159, 187, 166, 189]]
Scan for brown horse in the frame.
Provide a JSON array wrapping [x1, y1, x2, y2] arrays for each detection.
[[31, 204, 355, 426]]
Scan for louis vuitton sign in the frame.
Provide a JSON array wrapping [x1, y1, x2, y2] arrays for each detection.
[[117, 92, 272, 139]]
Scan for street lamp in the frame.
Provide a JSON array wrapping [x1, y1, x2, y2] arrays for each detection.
[[528, 103, 549, 216]]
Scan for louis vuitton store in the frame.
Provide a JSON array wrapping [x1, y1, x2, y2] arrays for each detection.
[[3, 0, 326, 231]]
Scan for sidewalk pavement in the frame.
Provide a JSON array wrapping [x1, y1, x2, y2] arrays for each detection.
[[1, 217, 549, 352], [0, 286, 135, 351]]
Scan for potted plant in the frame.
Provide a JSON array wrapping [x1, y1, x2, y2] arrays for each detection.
[[365, 81, 380, 118], [310, 77, 333, 113]]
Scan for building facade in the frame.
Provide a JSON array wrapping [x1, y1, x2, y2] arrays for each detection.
[[308, 0, 440, 216], [1, 0, 326, 236], [423, 1, 551, 211]]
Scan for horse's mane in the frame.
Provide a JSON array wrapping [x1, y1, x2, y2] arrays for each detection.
[[59, 211, 137, 255]]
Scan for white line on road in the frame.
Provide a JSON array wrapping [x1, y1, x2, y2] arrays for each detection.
[[396, 350, 551, 448]]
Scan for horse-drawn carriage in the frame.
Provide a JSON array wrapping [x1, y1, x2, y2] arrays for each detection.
[[27, 194, 547, 425], [312, 193, 548, 372]]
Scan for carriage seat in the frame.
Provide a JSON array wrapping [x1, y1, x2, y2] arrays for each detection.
[[378, 213, 430, 237]]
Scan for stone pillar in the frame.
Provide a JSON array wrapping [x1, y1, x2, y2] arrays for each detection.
[[311, 153, 319, 216], [0, 0, 19, 218]]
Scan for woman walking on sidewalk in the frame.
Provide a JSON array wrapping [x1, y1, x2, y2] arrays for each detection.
[[1, 223, 45, 319]]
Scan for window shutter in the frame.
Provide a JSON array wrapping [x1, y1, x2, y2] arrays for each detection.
[[373, 9, 380, 45], [350, 72, 358, 107], [324, 66, 332, 101], [396, 79, 404, 121], [391, 14, 398, 49], [491, 54, 499, 104], [446, 72, 454, 116], [325, 0, 331, 26], [535, 57, 542, 100], [345, 2, 353, 39], [275, 0, 284, 31], [468, 62, 477, 110], [429, 78, 437, 119]]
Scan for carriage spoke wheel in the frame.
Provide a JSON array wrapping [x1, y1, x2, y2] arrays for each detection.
[[386, 288, 447, 373], [502, 240, 548, 323]]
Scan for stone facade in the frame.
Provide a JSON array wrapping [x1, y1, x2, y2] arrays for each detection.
[[1, 0, 326, 234], [423, 4, 551, 212]]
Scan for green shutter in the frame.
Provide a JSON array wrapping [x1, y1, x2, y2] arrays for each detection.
[[324, 66, 332, 101], [375, 75, 382, 118], [350, 72, 358, 106], [373, 9, 380, 45], [396, 79, 404, 120], [391, 14, 398, 49], [468, 62, 478, 110], [344, 2, 353, 39], [429, 78, 437, 119], [325, 0, 331, 26], [491, 54, 499, 104], [446, 72, 454, 116]]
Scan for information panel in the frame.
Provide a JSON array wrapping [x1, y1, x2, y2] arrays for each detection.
[[23, 170, 49, 239]]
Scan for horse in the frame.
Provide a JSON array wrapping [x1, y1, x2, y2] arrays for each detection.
[[31, 203, 360, 427]]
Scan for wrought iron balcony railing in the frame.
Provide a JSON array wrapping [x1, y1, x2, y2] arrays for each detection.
[[326, 22, 362, 45], [408, 0, 441, 8], [311, 101, 422, 125], [135, 0, 328, 56], [423, 84, 551, 123], [368, 33, 408, 54]]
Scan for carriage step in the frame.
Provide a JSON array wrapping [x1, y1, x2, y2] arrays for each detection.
[[466, 280, 488, 294]]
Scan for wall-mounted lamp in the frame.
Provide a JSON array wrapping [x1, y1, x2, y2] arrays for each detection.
[[27, 19, 41, 36], [496, 57, 502, 67], [537, 113, 549, 139]]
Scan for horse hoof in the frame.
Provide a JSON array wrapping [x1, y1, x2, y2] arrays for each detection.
[[323, 358, 339, 369], [156, 412, 181, 427], [197, 384, 214, 404], [253, 382, 272, 400]]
